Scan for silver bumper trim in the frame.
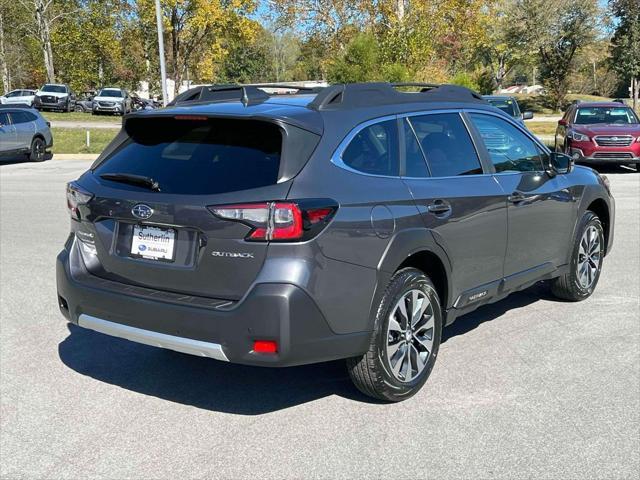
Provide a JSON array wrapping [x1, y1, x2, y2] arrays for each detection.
[[77, 314, 229, 361]]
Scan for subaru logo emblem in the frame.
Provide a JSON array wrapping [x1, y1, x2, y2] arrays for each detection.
[[132, 204, 153, 219], [612, 137, 618, 141]]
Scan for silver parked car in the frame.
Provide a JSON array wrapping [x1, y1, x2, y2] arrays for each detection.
[[0, 105, 53, 161], [0, 89, 37, 106], [92, 87, 132, 116]]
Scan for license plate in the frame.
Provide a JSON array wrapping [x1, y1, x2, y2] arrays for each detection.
[[131, 225, 176, 261]]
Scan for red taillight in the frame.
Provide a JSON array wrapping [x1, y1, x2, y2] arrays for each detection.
[[210, 201, 336, 242], [253, 340, 278, 354], [66, 181, 93, 220]]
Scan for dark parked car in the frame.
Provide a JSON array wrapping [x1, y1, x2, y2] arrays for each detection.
[[483, 95, 534, 125], [555, 102, 640, 170], [57, 83, 615, 401], [0, 104, 53, 161], [34, 83, 76, 112], [130, 93, 157, 111], [74, 91, 96, 113]]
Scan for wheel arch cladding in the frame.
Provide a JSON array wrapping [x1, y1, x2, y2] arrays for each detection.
[[397, 251, 448, 312], [586, 198, 610, 252], [375, 229, 453, 311]]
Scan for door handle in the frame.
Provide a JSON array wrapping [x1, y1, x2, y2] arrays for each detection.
[[427, 200, 452, 215], [508, 191, 526, 204]]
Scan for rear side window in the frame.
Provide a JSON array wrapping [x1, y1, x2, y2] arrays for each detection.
[[408, 113, 482, 177], [341, 119, 399, 176], [403, 119, 429, 177], [94, 118, 282, 195], [0, 112, 9, 125], [10, 112, 36, 124]]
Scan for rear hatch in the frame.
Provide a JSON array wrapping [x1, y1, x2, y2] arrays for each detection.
[[75, 114, 319, 300]]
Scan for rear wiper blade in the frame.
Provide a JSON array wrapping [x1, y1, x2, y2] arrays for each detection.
[[100, 173, 161, 192]]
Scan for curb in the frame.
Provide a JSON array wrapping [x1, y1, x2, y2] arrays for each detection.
[[52, 154, 100, 161]]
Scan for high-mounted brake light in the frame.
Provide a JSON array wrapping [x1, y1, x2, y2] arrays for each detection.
[[210, 200, 337, 242], [66, 181, 93, 220], [174, 115, 208, 121]]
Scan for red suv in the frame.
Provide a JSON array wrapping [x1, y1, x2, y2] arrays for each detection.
[[555, 102, 640, 170]]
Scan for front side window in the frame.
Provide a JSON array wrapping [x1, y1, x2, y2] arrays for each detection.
[[342, 119, 399, 176], [470, 113, 545, 173], [408, 113, 482, 177]]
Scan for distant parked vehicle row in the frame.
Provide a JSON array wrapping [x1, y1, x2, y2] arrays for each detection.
[[0, 105, 53, 161], [1, 84, 159, 115]]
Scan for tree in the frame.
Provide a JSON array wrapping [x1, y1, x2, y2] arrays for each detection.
[[136, 0, 260, 95], [0, 7, 9, 92], [16, 0, 70, 82], [478, 0, 523, 91], [508, 0, 599, 111], [610, 0, 640, 110]]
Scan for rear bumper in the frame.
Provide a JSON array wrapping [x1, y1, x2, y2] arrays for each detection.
[[56, 243, 368, 367]]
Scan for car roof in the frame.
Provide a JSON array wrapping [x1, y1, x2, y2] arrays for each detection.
[[483, 95, 515, 101], [131, 83, 499, 136], [0, 104, 40, 112]]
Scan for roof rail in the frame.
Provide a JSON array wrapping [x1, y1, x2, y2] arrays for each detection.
[[308, 82, 485, 111], [168, 83, 325, 107], [0, 103, 36, 110]]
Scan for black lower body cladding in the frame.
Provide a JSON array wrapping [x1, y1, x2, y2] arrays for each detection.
[[56, 246, 369, 367]]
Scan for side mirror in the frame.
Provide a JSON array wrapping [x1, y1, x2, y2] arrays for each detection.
[[522, 111, 534, 120], [549, 152, 572, 175], [558, 119, 567, 126]]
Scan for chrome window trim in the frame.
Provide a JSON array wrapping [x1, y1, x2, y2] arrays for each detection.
[[330, 107, 552, 179]]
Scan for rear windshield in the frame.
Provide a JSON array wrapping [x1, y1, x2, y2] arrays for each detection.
[[94, 118, 282, 195]]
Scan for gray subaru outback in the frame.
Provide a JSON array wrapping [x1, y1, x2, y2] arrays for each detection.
[[56, 83, 615, 401]]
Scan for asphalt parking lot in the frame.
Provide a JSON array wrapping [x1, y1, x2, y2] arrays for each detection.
[[1, 159, 638, 479]]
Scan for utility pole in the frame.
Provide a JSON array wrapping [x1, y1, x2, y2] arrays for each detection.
[[155, 0, 168, 106]]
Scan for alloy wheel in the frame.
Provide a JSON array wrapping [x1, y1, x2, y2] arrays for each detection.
[[385, 289, 435, 382], [577, 225, 601, 289]]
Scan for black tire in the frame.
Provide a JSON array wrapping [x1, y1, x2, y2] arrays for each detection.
[[74, 104, 85, 113], [551, 211, 604, 301], [347, 268, 442, 402], [28, 137, 46, 162]]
